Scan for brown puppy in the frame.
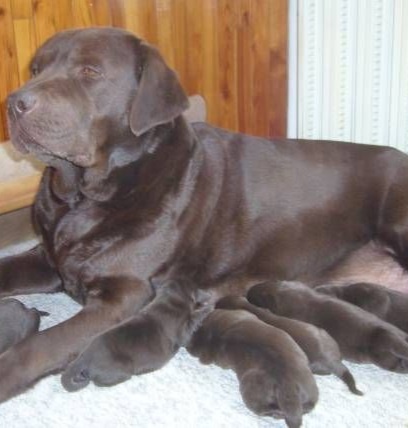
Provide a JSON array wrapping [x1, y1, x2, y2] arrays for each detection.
[[216, 296, 362, 395], [248, 281, 408, 372], [315, 282, 408, 334], [187, 309, 318, 428], [0, 299, 45, 354], [61, 279, 213, 391]]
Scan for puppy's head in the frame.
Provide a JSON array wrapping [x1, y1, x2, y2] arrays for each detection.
[[246, 282, 279, 311], [7, 27, 189, 168], [152, 278, 215, 344], [314, 284, 342, 298], [239, 369, 316, 428]]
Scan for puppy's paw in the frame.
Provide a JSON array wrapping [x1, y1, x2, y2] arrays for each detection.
[[61, 362, 91, 392]]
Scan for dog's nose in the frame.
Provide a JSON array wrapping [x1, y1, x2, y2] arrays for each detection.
[[8, 92, 37, 116]]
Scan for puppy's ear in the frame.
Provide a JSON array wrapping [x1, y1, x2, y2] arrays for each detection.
[[130, 43, 189, 136], [276, 385, 303, 428], [193, 289, 214, 308]]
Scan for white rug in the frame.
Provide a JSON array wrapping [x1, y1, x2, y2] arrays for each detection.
[[0, 241, 408, 428]]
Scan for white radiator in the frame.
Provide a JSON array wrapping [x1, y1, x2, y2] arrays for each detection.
[[289, 0, 408, 151]]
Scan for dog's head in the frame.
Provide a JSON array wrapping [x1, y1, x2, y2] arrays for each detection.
[[7, 27, 189, 168]]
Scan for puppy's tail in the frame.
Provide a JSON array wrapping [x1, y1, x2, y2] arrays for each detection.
[[38, 310, 50, 317], [335, 364, 363, 396]]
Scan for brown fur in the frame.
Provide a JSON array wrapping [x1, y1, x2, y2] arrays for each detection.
[[0, 299, 45, 354], [61, 279, 213, 391], [248, 281, 408, 372], [2, 27, 408, 403], [315, 282, 408, 334], [216, 296, 362, 395], [187, 309, 318, 428]]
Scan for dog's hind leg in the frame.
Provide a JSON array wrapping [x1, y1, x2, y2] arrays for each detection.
[[376, 156, 408, 274]]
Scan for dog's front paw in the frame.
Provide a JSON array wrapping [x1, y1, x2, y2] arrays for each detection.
[[61, 335, 132, 391]]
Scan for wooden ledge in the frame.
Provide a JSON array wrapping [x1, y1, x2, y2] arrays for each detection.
[[0, 173, 42, 214], [0, 141, 43, 215]]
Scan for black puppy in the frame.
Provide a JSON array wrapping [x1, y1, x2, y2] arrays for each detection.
[[315, 282, 408, 334], [61, 279, 213, 391], [0, 299, 46, 354], [187, 308, 318, 428], [216, 296, 362, 395], [248, 281, 408, 372]]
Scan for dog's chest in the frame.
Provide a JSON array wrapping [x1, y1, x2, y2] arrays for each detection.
[[53, 203, 182, 296]]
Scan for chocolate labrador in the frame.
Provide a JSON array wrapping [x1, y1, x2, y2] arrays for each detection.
[[216, 296, 362, 395], [61, 278, 213, 391], [315, 282, 408, 333], [187, 309, 318, 428], [248, 281, 408, 372], [0, 299, 46, 354], [2, 26, 408, 402]]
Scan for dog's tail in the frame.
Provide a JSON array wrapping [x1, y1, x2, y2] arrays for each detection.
[[335, 363, 363, 395]]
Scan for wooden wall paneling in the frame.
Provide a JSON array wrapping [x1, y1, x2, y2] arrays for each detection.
[[10, 0, 32, 18], [108, 0, 125, 27], [170, 0, 189, 94], [216, 0, 238, 131], [89, 0, 112, 26], [250, 0, 270, 137], [237, 0, 253, 135], [184, 0, 204, 97], [12, 18, 36, 83], [155, 0, 176, 69], [123, 0, 157, 45], [201, 0, 218, 126], [32, 0, 58, 44], [71, 0, 93, 28], [53, 0, 74, 30], [11, 0, 36, 83], [0, 0, 19, 141], [268, 0, 288, 137]]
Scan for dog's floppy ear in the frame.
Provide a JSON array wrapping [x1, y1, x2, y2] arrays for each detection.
[[130, 43, 189, 136]]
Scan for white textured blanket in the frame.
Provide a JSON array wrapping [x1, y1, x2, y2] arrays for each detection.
[[0, 242, 407, 428]]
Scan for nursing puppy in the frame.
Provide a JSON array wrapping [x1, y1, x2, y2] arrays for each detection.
[[61, 279, 213, 391], [247, 281, 408, 372], [216, 296, 362, 395], [187, 309, 318, 428], [315, 282, 408, 334], [0, 299, 45, 354]]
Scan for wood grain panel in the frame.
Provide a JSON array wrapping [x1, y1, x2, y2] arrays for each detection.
[[268, 0, 288, 137], [0, 0, 19, 141], [89, 0, 112, 26], [0, 0, 288, 141]]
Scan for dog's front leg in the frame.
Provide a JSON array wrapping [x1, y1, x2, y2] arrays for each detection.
[[0, 276, 152, 403]]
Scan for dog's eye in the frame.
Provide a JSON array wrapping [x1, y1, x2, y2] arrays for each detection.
[[80, 66, 102, 79], [30, 65, 39, 78]]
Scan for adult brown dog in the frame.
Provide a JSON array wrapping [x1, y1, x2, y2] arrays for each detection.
[[2, 26, 408, 402]]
